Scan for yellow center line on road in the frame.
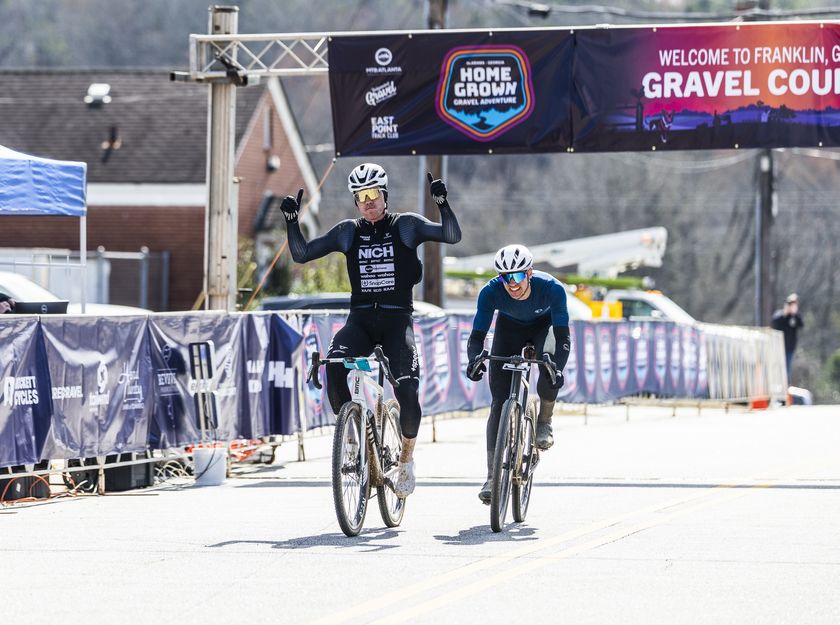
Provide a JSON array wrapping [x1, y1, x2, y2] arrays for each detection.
[[366, 485, 758, 625], [306, 484, 745, 625]]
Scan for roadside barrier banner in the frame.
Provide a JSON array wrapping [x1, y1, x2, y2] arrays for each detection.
[[0, 317, 51, 467], [147, 313, 244, 448], [40, 315, 153, 459], [292, 314, 709, 429], [1, 310, 784, 469], [268, 313, 304, 435]]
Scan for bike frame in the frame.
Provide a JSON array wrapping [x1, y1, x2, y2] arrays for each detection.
[[344, 361, 388, 477]]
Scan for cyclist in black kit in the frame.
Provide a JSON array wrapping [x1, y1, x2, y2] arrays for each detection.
[[466, 244, 571, 504], [281, 163, 461, 497]]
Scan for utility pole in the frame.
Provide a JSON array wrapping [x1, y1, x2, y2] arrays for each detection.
[[422, 0, 448, 306], [755, 149, 775, 325], [739, 0, 776, 326], [204, 6, 239, 311]]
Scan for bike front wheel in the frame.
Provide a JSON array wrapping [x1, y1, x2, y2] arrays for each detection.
[[490, 399, 518, 532], [332, 401, 370, 537], [513, 399, 538, 522], [377, 399, 406, 527]]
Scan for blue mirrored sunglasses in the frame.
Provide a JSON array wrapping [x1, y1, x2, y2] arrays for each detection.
[[499, 271, 528, 285]]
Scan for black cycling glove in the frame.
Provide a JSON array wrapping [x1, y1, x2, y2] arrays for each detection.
[[281, 189, 304, 224], [543, 352, 565, 390], [465, 357, 486, 382], [426, 172, 447, 206]]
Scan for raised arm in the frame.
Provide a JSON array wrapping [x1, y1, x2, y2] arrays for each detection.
[[287, 219, 355, 263], [396, 174, 462, 247], [280, 189, 355, 262]]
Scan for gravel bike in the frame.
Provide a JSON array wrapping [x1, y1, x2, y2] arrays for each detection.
[[469, 344, 557, 532], [307, 346, 405, 537]]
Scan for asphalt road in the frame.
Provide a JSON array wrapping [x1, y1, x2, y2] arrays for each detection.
[[2, 403, 839, 625]]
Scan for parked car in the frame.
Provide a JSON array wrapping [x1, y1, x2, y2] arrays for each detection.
[[0, 271, 150, 316], [603, 289, 696, 324]]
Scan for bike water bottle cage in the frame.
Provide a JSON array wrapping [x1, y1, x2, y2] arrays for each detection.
[[499, 271, 528, 285], [353, 187, 382, 203], [343, 357, 372, 372]]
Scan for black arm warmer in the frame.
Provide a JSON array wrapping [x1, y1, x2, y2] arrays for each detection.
[[467, 329, 488, 363], [553, 325, 571, 371]]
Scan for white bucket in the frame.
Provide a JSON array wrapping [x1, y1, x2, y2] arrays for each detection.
[[193, 446, 227, 486]]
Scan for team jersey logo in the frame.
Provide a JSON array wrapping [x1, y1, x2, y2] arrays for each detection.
[[435, 45, 535, 142]]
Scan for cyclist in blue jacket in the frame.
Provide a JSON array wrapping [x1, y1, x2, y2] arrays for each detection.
[[466, 244, 571, 504]]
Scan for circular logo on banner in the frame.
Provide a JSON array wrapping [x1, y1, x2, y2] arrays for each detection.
[[436, 45, 536, 142], [375, 48, 393, 66]]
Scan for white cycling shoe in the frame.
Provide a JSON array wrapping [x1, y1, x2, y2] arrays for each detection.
[[394, 460, 416, 498]]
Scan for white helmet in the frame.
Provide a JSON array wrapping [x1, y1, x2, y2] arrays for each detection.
[[347, 163, 388, 193], [494, 244, 533, 273]]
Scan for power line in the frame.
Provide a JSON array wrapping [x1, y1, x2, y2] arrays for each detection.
[[490, 1, 840, 22]]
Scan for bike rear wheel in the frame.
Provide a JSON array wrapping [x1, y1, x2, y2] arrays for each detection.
[[332, 401, 370, 537], [377, 399, 406, 527], [490, 399, 518, 532], [513, 399, 538, 522]]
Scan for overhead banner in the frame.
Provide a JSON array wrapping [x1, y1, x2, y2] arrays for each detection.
[[329, 30, 574, 156], [574, 21, 840, 151], [330, 22, 840, 154]]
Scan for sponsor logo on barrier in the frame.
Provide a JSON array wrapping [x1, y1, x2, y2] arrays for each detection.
[[2, 376, 39, 407], [457, 322, 479, 400], [371, 115, 399, 140], [426, 322, 451, 408], [88, 362, 110, 409], [118, 364, 144, 411], [633, 324, 650, 387], [669, 326, 682, 390], [653, 325, 667, 386], [599, 326, 613, 393], [52, 384, 83, 400], [268, 360, 295, 389], [615, 325, 630, 391], [157, 344, 179, 397], [436, 45, 535, 141], [366, 80, 397, 106], [683, 327, 697, 395], [582, 326, 597, 396], [697, 334, 708, 393], [246, 360, 263, 394], [365, 48, 402, 76], [215, 355, 237, 398]]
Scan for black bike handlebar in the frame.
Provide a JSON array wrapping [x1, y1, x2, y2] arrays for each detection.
[[306, 347, 401, 390], [469, 349, 557, 385]]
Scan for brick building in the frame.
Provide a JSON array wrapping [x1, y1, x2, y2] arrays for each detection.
[[0, 70, 319, 311]]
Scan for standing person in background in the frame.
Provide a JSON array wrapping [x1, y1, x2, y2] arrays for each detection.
[[0, 292, 15, 314], [280, 163, 461, 498], [771, 293, 804, 383]]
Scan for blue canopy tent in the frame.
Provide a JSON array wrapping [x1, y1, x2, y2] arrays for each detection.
[[0, 145, 88, 308]]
